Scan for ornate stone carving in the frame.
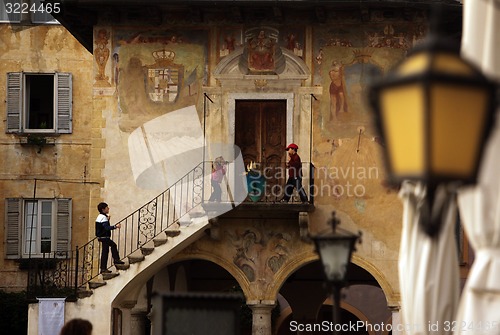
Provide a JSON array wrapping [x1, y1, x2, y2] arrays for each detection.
[[227, 224, 292, 282]]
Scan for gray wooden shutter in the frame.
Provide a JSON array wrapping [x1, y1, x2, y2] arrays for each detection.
[[55, 73, 72, 134], [6, 73, 22, 133], [5, 199, 21, 259], [55, 198, 71, 257]]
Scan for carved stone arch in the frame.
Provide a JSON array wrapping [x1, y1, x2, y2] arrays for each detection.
[[351, 255, 399, 307], [319, 299, 377, 335], [213, 47, 310, 87], [172, 252, 255, 301], [267, 250, 398, 307]]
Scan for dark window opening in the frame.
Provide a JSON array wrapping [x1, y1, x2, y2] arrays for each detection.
[[26, 75, 54, 130]]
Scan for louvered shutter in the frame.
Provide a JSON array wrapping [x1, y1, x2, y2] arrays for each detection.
[[55, 73, 72, 134], [55, 199, 71, 257], [5, 199, 21, 259], [6, 73, 22, 133]]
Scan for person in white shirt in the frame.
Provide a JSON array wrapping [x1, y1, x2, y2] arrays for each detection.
[[95, 202, 124, 273]]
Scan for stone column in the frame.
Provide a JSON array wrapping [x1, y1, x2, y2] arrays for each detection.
[[130, 310, 148, 335], [120, 301, 148, 335], [390, 306, 403, 335], [248, 301, 276, 335]]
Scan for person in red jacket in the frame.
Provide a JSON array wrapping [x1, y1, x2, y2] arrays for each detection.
[[280, 143, 308, 203]]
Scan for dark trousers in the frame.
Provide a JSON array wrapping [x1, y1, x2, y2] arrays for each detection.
[[209, 180, 222, 202], [99, 238, 120, 270], [283, 177, 308, 202]]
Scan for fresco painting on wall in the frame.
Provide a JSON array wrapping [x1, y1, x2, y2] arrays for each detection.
[[94, 28, 112, 87], [217, 26, 305, 61], [280, 26, 305, 58], [218, 27, 243, 59], [312, 24, 424, 140], [310, 23, 424, 202], [112, 29, 209, 132]]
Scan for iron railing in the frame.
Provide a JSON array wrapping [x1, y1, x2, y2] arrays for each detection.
[[224, 161, 315, 204], [26, 161, 315, 299]]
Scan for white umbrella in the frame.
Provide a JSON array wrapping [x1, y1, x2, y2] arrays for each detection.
[[398, 181, 460, 335], [454, 1, 500, 333]]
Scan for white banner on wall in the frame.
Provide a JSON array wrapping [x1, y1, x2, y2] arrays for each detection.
[[38, 298, 65, 335]]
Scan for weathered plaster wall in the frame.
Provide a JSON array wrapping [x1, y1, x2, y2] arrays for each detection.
[[89, 16, 423, 309], [0, 24, 93, 291]]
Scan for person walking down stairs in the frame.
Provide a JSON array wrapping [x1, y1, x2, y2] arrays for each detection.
[[95, 202, 125, 273]]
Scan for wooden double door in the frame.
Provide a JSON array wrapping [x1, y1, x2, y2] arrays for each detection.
[[235, 100, 287, 200]]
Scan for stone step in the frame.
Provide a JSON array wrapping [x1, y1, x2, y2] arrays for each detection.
[[128, 251, 146, 264], [115, 263, 130, 271], [165, 229, 181, 237], [153, 235, 168, 247], [102, 272, 120, 280], [89, 281, 106, 290], [77, 289, 93, 299], [140, 243, 155, 256], [190, 210, 206, 218]]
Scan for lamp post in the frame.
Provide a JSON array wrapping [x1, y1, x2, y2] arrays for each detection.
[[312, 211, 362, 335], [369, 19, 497, 237]]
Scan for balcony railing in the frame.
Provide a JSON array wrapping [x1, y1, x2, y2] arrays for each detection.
[[25, 160, 315, 299], [215, 161, 315, 204]]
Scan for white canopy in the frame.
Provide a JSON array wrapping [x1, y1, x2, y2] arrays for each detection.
[[398, 181, 460, 335], [454, 1, 500, 334]]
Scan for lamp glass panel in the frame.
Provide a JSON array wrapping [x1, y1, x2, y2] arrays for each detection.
[[380, 84, 425, 178], [316, 238, 352, 283], [433, 53, 474, 76], [397, 53, 429, 76], [430, 84, 489, 178]]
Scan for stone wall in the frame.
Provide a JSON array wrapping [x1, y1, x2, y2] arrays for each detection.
[[0, 24, 93, 291]]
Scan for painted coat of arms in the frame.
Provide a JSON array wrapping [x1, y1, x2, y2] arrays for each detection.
[[145, 49, 184, 103]]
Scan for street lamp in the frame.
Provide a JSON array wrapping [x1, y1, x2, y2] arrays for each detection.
[[312, 211, 362, 335], [369, 21, 497, 237]]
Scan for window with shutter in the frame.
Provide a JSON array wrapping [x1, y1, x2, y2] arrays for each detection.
[[3, 198, 72, 259], [5, 72, 72, 134], [56, 73, 72, 134], [55, 199, 71, 257], [5, 199, 21, 259], [6, 73, 22, 133]]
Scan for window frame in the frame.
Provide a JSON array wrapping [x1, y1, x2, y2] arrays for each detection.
[[30, 0, 58, 24], [22, 199, 55, 256], [23, 73, 56, 133], [6, 72, 73, 135], [1, 0, 58, 24], [5, 198, 71, 259], [0, 0, 22, 23]]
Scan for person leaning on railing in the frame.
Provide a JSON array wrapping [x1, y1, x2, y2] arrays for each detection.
[[280, 143, 309, 204], [95, 202, 125, 274]]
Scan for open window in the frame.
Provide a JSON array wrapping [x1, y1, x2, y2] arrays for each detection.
[[0, 0, 58, 24], [0, 0, 21, 22], [6, 72, 72, 134]]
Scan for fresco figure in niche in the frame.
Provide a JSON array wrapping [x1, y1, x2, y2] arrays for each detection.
[[329, 60, 349, 120], [220, 33, 237, 57], [94, 29, 111, 86], [248, 30, 275, 71], [225, 34, 236, 52]]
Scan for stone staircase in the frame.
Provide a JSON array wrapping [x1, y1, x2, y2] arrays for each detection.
[[79, 210, 210, 297]]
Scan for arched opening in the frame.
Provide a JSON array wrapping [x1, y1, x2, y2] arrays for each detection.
[[275, 260, 391, 335], [149, 259, 263, 335]]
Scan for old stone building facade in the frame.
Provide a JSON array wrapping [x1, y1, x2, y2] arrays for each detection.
[[0, 3, 94, 292], [0, 1, 467, 334]]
